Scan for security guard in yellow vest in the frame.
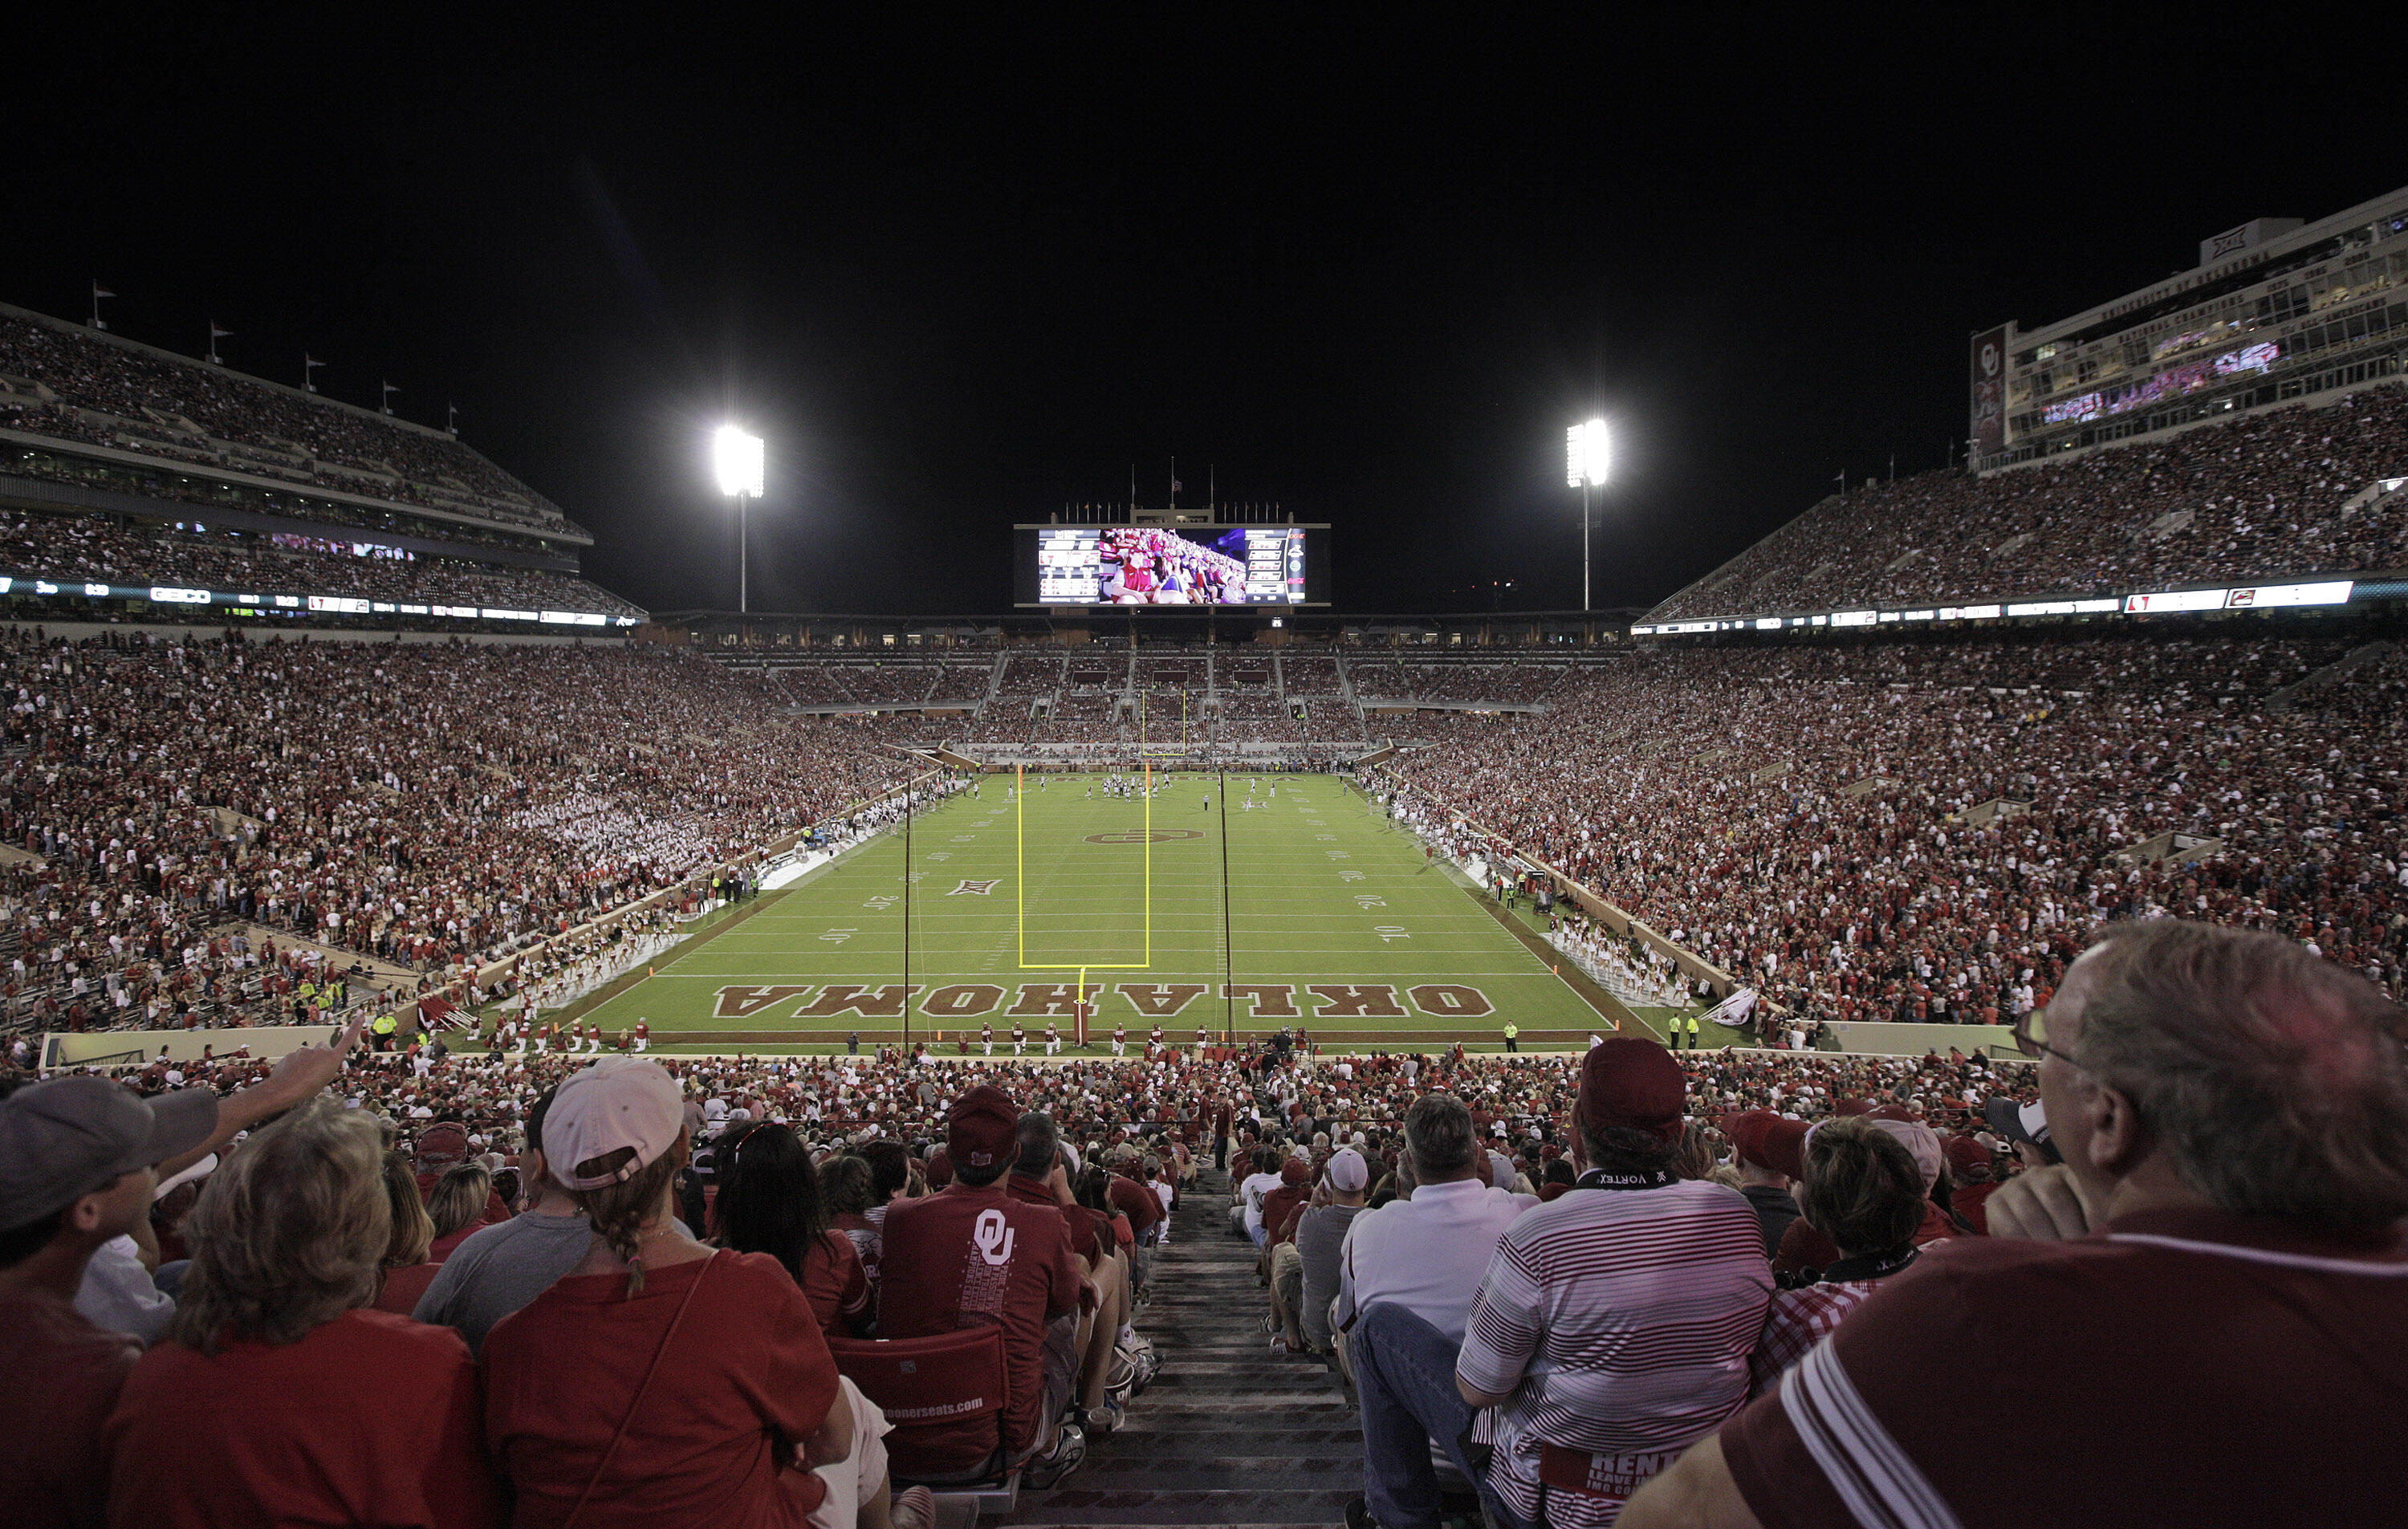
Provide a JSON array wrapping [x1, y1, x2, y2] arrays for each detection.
[[372, 1012, 398, 1051], [1685, 1014, 1701, 1049], [1502, 1022, 1519, 1054]]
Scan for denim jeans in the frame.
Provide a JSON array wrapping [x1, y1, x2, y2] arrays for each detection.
[[1349, 1303, 1532, 1529]]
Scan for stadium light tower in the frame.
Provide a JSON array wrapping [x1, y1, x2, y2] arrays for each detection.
[[713, 425, 766, 613], [1566, 417, 1609, 612]]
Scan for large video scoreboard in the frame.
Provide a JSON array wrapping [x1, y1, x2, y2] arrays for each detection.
[[1015, 523, 1329, 607]]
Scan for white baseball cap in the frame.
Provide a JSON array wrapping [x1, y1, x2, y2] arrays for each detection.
[[1325, 1148, 1369, 1191], [544, 1059, 686, 1191]]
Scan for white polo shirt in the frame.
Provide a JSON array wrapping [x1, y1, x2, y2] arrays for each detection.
[[1333, 1176, 1534, 1342]]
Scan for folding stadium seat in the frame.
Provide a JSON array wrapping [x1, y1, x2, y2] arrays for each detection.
[[826, 1328, 1020, 1520]]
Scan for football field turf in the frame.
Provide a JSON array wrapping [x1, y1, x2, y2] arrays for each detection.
[[577, 772, 1626, 1052]]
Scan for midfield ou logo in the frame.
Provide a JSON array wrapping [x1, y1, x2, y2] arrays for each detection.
[[1980, 341, 2000, 378], [974, 1209, 1015, 1266]]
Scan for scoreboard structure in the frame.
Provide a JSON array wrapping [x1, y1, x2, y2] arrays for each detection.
[[1015, 515, 1330, 609]]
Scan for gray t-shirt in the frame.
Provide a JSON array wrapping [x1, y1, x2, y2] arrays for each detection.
[[411, 1211, 592, 1354], [1294, 1202, 1364, 1351]]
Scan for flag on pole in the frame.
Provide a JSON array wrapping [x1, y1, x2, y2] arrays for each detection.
[[209, 322, 233, 340], [92, 282, 116, 299]]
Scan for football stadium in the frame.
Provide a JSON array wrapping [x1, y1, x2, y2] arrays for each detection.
[[6, 31, 2406, 1529]]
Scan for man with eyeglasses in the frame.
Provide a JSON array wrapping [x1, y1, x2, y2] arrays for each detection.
[[1620, 920, 2408, 1529]]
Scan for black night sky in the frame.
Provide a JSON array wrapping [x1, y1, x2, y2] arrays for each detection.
[[9, 18, 2402, 617]]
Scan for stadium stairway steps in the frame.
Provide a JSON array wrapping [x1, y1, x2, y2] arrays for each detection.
[[2265, 639, 2396, 714], [1003, 1165, 1361, 1528]]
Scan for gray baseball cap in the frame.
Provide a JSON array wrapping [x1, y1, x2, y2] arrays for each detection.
[[0, 1077, 219, 1230]]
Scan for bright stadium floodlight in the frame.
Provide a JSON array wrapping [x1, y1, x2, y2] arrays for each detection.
[[713, 426, 766, 613], [714, 425, 766, 498], [1567, 418, 1609, 488], [1566, 418, 1609, 615]]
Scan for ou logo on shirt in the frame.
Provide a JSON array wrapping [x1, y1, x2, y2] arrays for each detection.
[[974, 1209, 1015, 1266]]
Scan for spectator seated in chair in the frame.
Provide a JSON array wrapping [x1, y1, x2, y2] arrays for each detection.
[[1622, 921, 2408, 1529]]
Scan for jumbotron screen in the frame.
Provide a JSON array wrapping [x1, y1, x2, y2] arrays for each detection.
[[1015, 525, 1329, 606]]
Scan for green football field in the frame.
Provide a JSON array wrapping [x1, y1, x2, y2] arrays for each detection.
[[571, 772, 1629, 1053]]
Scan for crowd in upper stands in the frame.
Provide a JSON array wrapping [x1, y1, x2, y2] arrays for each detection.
[[0, 510, 639, 618], [0, 311, 576, 535], [1, 629, 913, 1035], [1650, 383, 2408, 620]]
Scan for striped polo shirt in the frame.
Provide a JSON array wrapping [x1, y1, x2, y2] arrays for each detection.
[[1455, 1174, 1775, 1527]]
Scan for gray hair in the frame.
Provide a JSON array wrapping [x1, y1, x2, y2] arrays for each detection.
[[2068, 921, 2408, 1231], [1404, 1093, 1477, 1177]]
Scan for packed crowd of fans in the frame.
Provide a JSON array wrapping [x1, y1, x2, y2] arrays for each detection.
[[0, 311, 577, 535], [1651, 382, 2408, 620], [2, 629, 917, 1034], [0, 510, 638, 618], [1395, 630, 2408, 1026], [11, 916, 2399, 1525]]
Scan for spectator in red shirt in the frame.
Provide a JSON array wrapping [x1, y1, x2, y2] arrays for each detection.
[[1944, 1135, 1999, 1234], [0, 1077, 216, 1529], [482, 1059, 922, 1529], [414, 1121, 512, 1226], [425, 1163, 497, 1260], [371, 1149, 441, 1315], [104, 1096, 504, 1528], [1106, 1143, 1165, 1288], [879, 1088, 1089, 1487], [1007, 1113, 1141, 1438], [1625, 921, 2408, 1528], [710, 1121, 872, 1340]]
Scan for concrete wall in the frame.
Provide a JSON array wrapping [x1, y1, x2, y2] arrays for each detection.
[[42, 1025, 348, 1068], [1820, 1020, 2018, 1057]]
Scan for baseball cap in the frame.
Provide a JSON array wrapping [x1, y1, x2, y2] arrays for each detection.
[[1864, 1116, 1944, 1189], [947, 1085, 1018, 1170], [1325, 1148, 1369, 1191], [1575, 1038, 1686, 1144], [415, 1122, 469, 1162], [0, 1077, 218, 1230], [1944, 1135, 1995, 1176], [1983, 1096, 2058, 1163], [1720, 1108, 1810, 1180], [544, 1059, 686, 1191], [1279, 1157, 1310, 1185]]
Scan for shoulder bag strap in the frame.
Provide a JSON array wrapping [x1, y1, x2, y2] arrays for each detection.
[[560, 1250, 715, 1529]]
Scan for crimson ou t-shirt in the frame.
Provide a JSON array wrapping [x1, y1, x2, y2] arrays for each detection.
[[878, 1182, 1081, 1456], [1719, 1207, 2408, 1528]]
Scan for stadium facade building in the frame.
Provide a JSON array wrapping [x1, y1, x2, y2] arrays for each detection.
[[0, 300, 640, 631], [1972, 184, 2408, 471]]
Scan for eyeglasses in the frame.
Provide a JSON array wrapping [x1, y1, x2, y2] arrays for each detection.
[[2011, 1006, 2084, 1069]]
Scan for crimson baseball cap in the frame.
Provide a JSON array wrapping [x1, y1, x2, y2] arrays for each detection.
[[1576, 1038, 1686, 1144], [544, 1059, 686, 1190], [1944, 1135, 1995, 1175], [1279, 1157, 1311, 1185], [415, 1122, 469, 1163], [0, 1077, 218, 1230], [1721, 1108, 1809, 1180], [947, 1086, 1019, 1170]]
